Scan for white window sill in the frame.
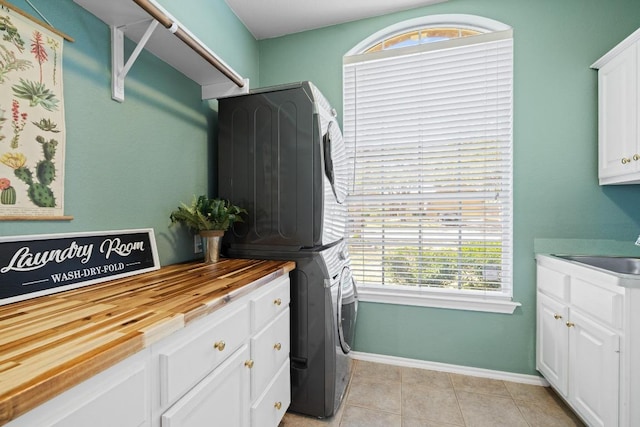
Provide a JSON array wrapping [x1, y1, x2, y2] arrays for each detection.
[[357, 287, 521, 314]]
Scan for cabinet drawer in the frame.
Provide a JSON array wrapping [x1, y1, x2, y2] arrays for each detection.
[[250, 308, 290, 400], [158, 304, 250, 406], [537, 265, 569, 301], [571, 277, 623, 329], [251, 359, 291, 427], [251, 275, 290, 332]]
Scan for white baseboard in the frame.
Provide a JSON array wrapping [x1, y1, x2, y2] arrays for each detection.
[[350, 351, 549, 387]]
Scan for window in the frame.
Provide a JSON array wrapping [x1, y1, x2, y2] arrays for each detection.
[[343, 15, 518, 313], [365, 27, 481, 52]]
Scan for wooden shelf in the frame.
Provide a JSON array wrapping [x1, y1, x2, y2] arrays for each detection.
[[73, 0, 249, 100]]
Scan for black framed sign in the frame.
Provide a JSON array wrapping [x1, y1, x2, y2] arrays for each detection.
[[0, 229, 160, 305]]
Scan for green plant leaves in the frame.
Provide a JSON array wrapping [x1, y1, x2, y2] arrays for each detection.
[[169, 195, 247, 233], [11, 78, 59, 111]]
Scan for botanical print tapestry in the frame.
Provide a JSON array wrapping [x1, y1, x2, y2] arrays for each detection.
[[0, 6, 65, 217]]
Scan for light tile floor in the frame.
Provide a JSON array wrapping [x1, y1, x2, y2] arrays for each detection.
[[280, 360, 585, 427]]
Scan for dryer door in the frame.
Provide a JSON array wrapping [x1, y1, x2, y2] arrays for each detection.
[[337, 266, 358, 353], [322, 117, 348, 204]]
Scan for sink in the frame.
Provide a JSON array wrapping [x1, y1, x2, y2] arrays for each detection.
[[556, 255, 640, 275]]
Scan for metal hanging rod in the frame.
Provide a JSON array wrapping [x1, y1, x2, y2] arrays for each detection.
[[131, 0, 245, 89]]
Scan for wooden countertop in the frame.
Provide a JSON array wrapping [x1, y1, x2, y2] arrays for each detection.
[[0, 258, 295, 425]]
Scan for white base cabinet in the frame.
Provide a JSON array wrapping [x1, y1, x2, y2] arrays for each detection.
[[7, 274, 291, 427], [536, 255, 640, 427], [152, 274, 291, 427]]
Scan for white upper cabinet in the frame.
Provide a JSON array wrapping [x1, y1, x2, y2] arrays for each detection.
[[592, 28, 640, 185]]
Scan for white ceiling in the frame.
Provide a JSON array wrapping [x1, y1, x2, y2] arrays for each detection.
[[224, 0, 448, 40]]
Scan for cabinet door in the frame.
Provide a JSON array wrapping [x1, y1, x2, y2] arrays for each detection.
[[536, 292, 569, 396], [598, 41, 638, 181], [569, 310, 620, 427], [161, 345, 251, 427]]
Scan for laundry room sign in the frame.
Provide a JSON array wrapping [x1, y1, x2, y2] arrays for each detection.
[[0, 229, 160, 305]]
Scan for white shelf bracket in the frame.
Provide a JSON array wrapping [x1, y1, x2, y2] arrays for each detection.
[[111, 19, 160, 102]]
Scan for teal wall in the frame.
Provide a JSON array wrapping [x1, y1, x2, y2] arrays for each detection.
[[0, 0, 259, 266], [157, 0, 259, 84], [2, 0, 640, 376], [259, 0, 640, 375]]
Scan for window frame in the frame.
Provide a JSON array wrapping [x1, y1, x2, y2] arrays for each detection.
[[343, 14, 520, 314]]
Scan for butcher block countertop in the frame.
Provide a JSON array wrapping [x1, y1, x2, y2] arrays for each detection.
[[0, 258, 295, 425]]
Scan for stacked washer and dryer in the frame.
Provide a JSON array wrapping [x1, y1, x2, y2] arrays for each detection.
[[217, 81, 358, 419]]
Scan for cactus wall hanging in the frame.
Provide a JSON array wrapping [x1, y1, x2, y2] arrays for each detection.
[[0, 4, 67, 219]]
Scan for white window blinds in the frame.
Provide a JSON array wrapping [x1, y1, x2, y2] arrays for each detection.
[[343, 30, 513, 296]]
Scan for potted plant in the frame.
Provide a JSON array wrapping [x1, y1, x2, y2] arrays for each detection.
[[170, 195, 247, 263]]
